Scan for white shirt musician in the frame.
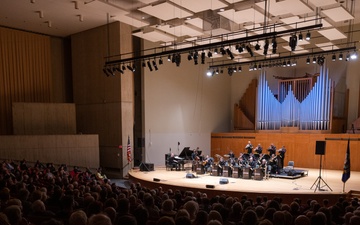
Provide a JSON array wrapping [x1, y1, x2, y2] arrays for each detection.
[[245, 141, 253, 154]]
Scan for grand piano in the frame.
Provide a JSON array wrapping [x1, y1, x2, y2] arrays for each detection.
[[165, 147, 200, 171]]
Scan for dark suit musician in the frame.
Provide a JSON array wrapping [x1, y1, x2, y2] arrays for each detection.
[[278, 146, 286, 170], [254, 144, 263, 154], [191, 147, 200, 161], [218, 157, 226, 176], [268, 143, 276, 156], [245, 141, 253, 154], [203, 155, 213, 173], [228, 150, 235, 158], [169, 153, 179, 170]]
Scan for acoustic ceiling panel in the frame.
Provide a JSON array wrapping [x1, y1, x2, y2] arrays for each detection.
[[154, 24, 204, 37], [256, 0, 313, 17], [169, 0, 228, 13], [281, 16, 332, 29], [218, 8, 265, 24], [185, 18, 204, 29], [308, 0, 337, 7], [114, 14, 149, 28], [86, 0, 128, 15], [321, 6, 354, 22], [316, 42, 339, 51], [138, 2, 193, 21], [132, 30, 175, 42], [317, 28, 347, 40], [224, 0, 245, 3]]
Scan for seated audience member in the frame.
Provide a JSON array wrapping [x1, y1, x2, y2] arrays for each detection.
[[69, 210, 87, 225], [88, 214, 112, 225]]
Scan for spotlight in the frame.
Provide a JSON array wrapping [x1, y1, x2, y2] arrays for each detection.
[[339, 53, 343, 60], [193, 51, 198, 65], [126, 64, 133, 71], [152, 60, 158, 70], [272, 37, 277, 54], [298, 32, 303, 41], [159, 58, 163, 65], [187, 52, 193, 61], [346, 53, 350, 61], [291, 60, 297, 66], [246, 45, 254, 57], [227, 67, 233, 76], [312, 56, 317, 64], [201, 51, 206, 64], [206, 69, 212, 77], [171, 54, 176, 63], [287, 60, 291, 67], [263, 39, 269, 55], [215, 68, 219, 74], [115, 65, 124, 74], [289, 34, 297, 51], [332, 54, 336, 61], [238, 44, 244, 53], [142, 61, 146, 67], [255, 42, 261, 50], [122, 64, 126, 71], [306, 31, 311, 41], [214, 48, 218, 54], [220, 47, 226, 55], [226, 48, 234, 60], [175, 53, 181, 67], [317, 56, 325, 65], [167, 55, 171, 61], [253, 63, 257, 70], [103, 67, 110, 77], [350, 51, 358, 60], [238, 66, 242, 72], [233, 67, 237, 73], [106, 67, 115, 76], [258, 64, 262, 70], [147, 61, 153, 71], [131, 64, 136, 72], [207, 50, 212, 58], [282, 60, 286, 67]]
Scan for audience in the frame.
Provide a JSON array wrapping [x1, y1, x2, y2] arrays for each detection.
[[0, 158, 359, 225]]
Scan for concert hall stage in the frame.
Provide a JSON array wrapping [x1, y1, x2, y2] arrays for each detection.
[[128, 166, 360, 204]]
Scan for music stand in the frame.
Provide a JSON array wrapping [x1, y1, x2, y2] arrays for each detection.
[[310, 154, 332, 192]]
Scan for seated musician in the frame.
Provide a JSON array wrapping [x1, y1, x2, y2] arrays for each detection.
[[168, 153, 179, 170], [248, 156, 257, 170], [245, 141, 253, 154], [268, 153, 278, 174], [202, 155, 213, 173], [217, 157, 226, 176], [259, 159, 268, 176], [267, 143, 276, 156], [228, 150, 235, 159], [191, 147, 200, 161], [254, 144, 263, 154]]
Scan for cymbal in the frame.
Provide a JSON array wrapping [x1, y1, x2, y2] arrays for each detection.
[[223, 154, 230, 158], [215, 154, 221, 158]]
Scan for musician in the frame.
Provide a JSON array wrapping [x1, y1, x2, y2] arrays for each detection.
[[217, 157, 226, 176], [191, 147, 200, 161], [254, 144, 263, 154], [248, 156, 257, 170], [168, 153, 179, 171], [245, 140, 253, 154], [228, 150, 235, 159], [268, 143, 276, 156], [202, 155, 213, 173], [268, 153, 278, 174], [278, 146, 286, 170]]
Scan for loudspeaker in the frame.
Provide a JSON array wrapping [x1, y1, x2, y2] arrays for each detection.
[[186, 173, 196, 178], [153, 178, 160, 182], [219, 178, 229, 184], [315, 141, 326, 155], [140, 163, 154, 171], [206, 184, 215, 188]]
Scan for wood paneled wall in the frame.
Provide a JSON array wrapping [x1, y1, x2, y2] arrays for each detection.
[[211, 132, 360, 171], [0, 135, 99, 169], [0, 27, 52, 134], [12, 102, 76, 135]]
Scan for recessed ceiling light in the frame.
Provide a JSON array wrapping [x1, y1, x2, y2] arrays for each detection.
[[219, 8, 225, 12]]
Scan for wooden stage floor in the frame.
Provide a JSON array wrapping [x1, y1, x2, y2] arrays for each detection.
[[128, 166, 360, 204]]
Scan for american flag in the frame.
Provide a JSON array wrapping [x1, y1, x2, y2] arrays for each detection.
[[341, 139, 350, 183], [127, 136, 132, 163]]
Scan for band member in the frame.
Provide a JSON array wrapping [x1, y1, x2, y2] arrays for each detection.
[[245, 141, 253, 154], [168, 153, 179, 170], [268, 143, 276, 156], [228, 150, 235, 159], [254, 144, 263, 154], [217, 157, 226, 176], [278, 146, 286, 170], [191, 147, 200, 161], [203, 155, 213, 173], [268, 153, 278, 174]]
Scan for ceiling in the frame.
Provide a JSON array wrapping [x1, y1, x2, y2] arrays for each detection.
[[1, 0, 359, 65]]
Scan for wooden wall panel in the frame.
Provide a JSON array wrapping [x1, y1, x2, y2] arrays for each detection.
[[0, 135, 99, 169], [212, 132, 360, 171]]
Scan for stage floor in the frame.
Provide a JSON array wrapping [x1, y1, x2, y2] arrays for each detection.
[[128, 166, 360, 202]]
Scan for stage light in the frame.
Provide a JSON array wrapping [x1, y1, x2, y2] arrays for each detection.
[[226, 48, 234, 60], [187, 52, 193, 61], [206, 69, 212, 77], [122, 64, 126, 71], [263, 39, 269, 55], [238, 44, 244, 53], [289, 34, 297, 51], [306, 31, 311, 40], [282, 60, 286, 67], [227, 67, 233, 76], [159, 58, 163, 65], [233, 67, 237, 73], [201, 51, 206, 64], [350, 51, 358, 60], [171, 53, 176, 63], [346, 53, 350, 61], [312, 56, 317, 64], [332, 54, 336, 61], [103, 67, 110, 77], [132, 64, 136, 72], [167, 55, 171, 61], [317, 56, 325, 65], [298, 32, 303, 41], [207, 50, 212, 58], [238, 66, 242, 72], [126, 64, 133, 71], [106, 68, 115, 76], [142, 61, 146, 67], [287, 60, 291, 67], [258, 64, 262, 70], [214, 48, 218, 55], [253, 63, 257, 70], [175, 53, 181, 67], [115, 66, 124, 74], [339, 53, 343, 60], [291, 60, 297, 66], [193, 51, 198, 65], [246, 45, 254, 57], [255, 41, 260, 50], [152, 60, 158, 71], [220, 47, 226, 55], [215, 68, 219, 74], [272, 37, 277, 54], [147, 61, 153, 71]]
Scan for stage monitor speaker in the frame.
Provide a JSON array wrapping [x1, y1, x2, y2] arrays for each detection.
[[140, 163, 154, 171], [315, 141, 326, 155], [219, 178, 229, 184], [206, 184, 215, 188], [153, 178, 160, 182], [186, 173, 196, 178]]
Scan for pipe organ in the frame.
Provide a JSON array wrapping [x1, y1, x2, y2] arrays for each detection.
[[256, 67, 334, 130]]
